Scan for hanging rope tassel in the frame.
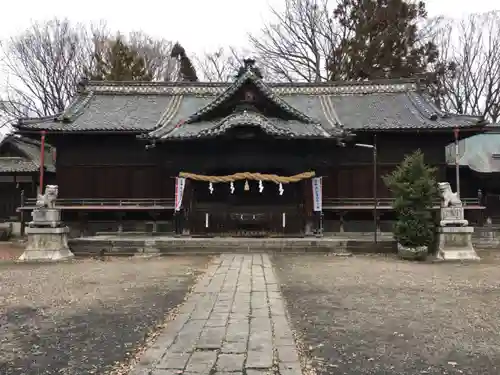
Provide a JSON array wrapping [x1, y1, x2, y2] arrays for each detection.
[[244, 180, 250, 191]]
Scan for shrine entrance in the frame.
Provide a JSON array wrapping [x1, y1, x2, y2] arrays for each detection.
[[181, 171, 315, 237]]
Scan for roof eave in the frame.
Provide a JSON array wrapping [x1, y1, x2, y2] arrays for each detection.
[[148, 134, 338, 142], [347, 121, 486, 132], [15, 128, 147, 135]]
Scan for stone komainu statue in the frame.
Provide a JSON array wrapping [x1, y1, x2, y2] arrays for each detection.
[[36, 185, 58, 209], [438, 182, 462, 207]]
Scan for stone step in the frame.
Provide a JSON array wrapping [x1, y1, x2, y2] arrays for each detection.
[[68, 236, 369, 256]]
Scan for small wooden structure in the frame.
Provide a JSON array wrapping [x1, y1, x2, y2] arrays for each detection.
[[445, 125, 500, 222], [15, 60, 487, 236], [0, 135, 55, 221]]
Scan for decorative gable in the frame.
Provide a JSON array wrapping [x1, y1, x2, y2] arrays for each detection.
[[183, 59, 315, 125]]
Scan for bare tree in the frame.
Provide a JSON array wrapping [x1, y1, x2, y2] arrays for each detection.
[[194, 47, 245, 82], [0, 19, 100, 119], [249, 0, 349, 82], [434, 11, 500, 122], [128, 31, 177, 81], [0, 19, 179, 126]]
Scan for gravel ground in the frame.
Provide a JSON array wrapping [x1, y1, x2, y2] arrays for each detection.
[[273, 252, 500, 375], [0, 242, 23, 261], [0, 256, 210, 375]]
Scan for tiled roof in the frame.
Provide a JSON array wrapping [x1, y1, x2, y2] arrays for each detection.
[[15, 76, 485, 136], [0, 135, 55, 173], [162, 110, 333, 140], [0, 158, 38, 173], [446, 125, 500, 173], [147, 66, 347, 140]]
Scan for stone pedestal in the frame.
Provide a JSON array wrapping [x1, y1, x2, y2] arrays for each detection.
[[437, 226, 480, 261], [30, 208, 61, 227], [436, 182, 480, 261], [440, 207, 468, 227], [19, 226, 74, 261]]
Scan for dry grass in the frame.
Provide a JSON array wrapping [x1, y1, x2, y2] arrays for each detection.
[[273, 251, 500, 375], [0, 256, 210, 375]]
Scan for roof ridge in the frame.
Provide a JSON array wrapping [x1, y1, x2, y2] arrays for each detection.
[[18, 114, 59, 125], [58, 92, 95, 122], [405, 92, 439, 121], [83, 79, 418, 96], [84, 77, 419, 88]]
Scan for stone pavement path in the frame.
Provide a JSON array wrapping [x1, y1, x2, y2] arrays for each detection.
[[130, 254, 302, 375]]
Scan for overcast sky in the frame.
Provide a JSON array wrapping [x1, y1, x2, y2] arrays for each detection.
[[0, 0, 498, 55]]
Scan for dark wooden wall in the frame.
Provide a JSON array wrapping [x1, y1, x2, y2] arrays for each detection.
[[0, 177, 38, 219], [322, 132, 450, 199], [51, 131, 452, 201], [54, 135, 174, 199]]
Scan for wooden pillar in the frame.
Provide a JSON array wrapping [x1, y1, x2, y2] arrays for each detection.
[[77, 212, 89, 237], [182, 179, 192, 236], [19, 189, 26, 237], [303, 179, 314, 236], [477, 189, 485, 227], [173, 212, 180, 235], [149, 211, 159, 234]]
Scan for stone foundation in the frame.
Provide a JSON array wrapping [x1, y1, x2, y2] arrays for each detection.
[[437, 226, 480, 261], [68, 236, 357, 255], [19, 226, 74, 261]]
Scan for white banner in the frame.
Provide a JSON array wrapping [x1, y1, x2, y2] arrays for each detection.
[[312, 177, 322, 212], [174, 177, 186, 212]]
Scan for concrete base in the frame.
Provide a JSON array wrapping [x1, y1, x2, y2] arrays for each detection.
[[437, 226, 480, 261], [19, 226, 74, 261]]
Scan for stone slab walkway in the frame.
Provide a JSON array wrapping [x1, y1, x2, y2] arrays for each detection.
[[130, 254, 302, 375]]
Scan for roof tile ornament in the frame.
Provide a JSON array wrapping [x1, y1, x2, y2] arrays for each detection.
[[235, 58, 263, 79]]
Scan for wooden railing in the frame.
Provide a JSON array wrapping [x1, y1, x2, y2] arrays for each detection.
[[23, 198, 175, 207], [323, 197, 481, 207], [19, 196, 481, 210]]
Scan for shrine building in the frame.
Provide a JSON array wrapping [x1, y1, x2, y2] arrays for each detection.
[[14, 59, 487, 236]]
